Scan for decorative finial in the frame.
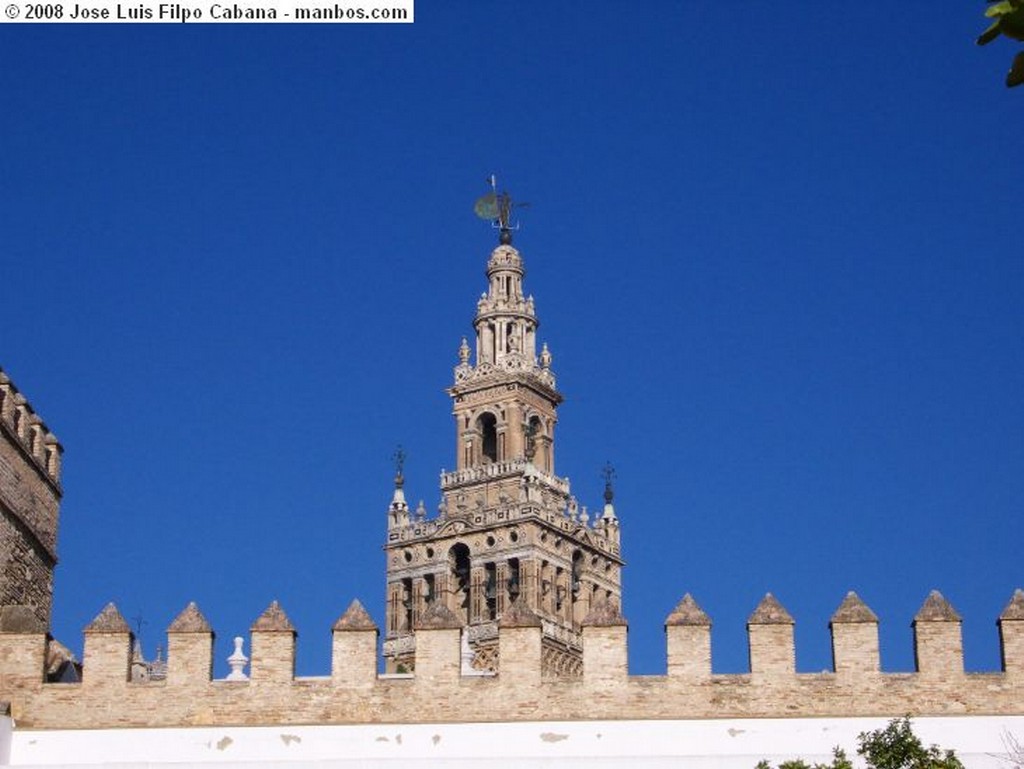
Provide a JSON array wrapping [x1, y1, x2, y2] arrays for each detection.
[[392, 445, 406, 488], [473, 175, 528, 244], [226, 636, 249, 681], [602, 461, 616, 503], [458, 337, 470, 365], [540, 342, 552, 369]]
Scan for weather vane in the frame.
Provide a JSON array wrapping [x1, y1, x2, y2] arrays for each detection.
[[474, 175, 529, 244], [131, 611, 147, 641]]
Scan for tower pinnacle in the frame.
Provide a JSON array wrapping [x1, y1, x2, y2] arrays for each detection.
[[383, 195, 623, 677]]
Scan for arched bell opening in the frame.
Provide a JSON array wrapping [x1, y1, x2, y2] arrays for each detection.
[[448, 543, 471, 623], [477, 412, 498, 463]]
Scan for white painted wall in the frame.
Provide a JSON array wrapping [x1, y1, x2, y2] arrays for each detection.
[[7, 716, 1024, 769], [0, 717, 11, 765]]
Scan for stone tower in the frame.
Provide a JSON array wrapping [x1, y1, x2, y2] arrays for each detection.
[[0, 367, 63, 631], [383, 216, 623, 676]]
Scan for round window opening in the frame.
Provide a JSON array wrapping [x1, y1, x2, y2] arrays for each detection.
[[509, 530, 519, 543], [426, 547, 434, 559], [486, 535, 496, 547], [403, 551, 413, 563]]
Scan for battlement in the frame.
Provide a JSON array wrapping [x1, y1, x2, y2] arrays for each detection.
[[0, 367, 63, 631], [2, 590, 1022, 730], [0, 368, 62, 490]]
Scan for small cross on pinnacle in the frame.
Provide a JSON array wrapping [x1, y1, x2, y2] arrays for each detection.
[[392, 445, 406, 488], [602, 461, 616, 503]]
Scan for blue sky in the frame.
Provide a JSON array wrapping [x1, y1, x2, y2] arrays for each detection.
[[2, 4, 1021, 677]]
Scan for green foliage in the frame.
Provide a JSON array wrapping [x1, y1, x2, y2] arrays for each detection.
[[977, 0, 1024, 87], [756, 718, 963, 769], [754, 750, 851, 769]]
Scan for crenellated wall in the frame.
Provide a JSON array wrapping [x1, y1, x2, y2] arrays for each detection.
[[2, 590, 1022, 730], [0, 368, 63, 632]]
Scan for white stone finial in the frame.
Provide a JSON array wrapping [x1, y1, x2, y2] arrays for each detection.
[[458, 337, 470, 365], [580, 505, 589, 525], [226, 636, 249, 681]]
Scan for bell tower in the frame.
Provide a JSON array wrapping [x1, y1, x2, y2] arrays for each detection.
[[383, 182, 623, 676]]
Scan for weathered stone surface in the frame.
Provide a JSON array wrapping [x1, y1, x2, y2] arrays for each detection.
[[332, 599, 377, 631], [831, 592, 878, 624], [499, 600, 542, 628], [582, 601, 626, 627], [84, 603, 130, 634], [415, 602, 461, 630], [0, 368, 62, 631], [748, 593, 794, 625], [0, 604, 46, 633], [914, 590, 961, 622], [665, 594, 711, 626], [251, 601, 295, 633], [167, 602, 212, 633], [999, 589, 1024, 621]]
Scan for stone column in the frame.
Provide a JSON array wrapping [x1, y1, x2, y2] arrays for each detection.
[[386, 582, 402, 634], [520, 559, 540, 612], [470, 565, 486, 623], [496, 561, 509, 618], [413, 578, 428, 629], [665, 594, 711, 679], [540, 562, 553, 616], [556, 568, 571, 624]]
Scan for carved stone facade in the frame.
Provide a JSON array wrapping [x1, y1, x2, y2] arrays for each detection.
[[383, 240, 622, 675], [0, 368, 62, 632]]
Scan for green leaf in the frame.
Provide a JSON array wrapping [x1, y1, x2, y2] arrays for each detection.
[[976, 20, 1002, 45], [1007, 51, 1024, 87]]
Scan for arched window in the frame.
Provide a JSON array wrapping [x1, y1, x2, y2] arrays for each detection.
[[507, 558, 521, 604], [448, 543, 471, 622], [526, 415, 545, 467], [477, 412, 498, 463]]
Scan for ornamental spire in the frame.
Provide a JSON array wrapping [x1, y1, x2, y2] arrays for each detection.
[[387, 444, 409, 529]]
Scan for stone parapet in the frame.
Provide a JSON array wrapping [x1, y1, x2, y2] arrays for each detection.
[[1, 591, 1023, 730]]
